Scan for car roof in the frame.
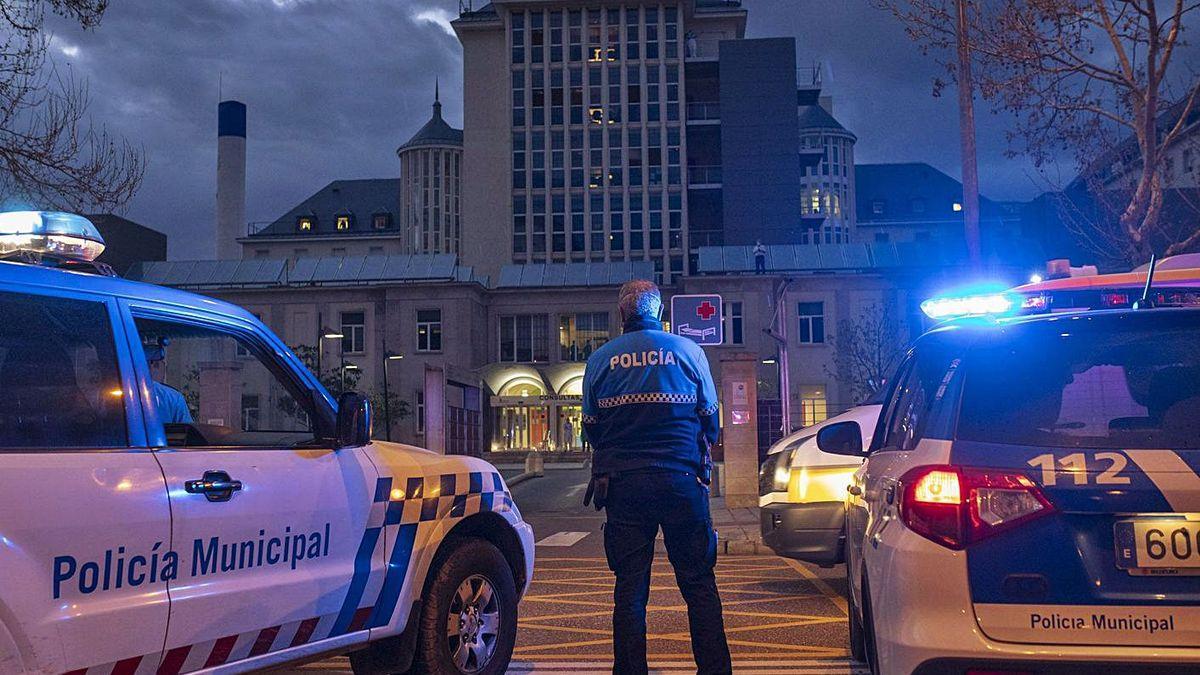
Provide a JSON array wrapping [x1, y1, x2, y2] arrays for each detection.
[[1013, 267, 1200, 292], [0, 259, 260, 323], [922, 306, 1200, 349]]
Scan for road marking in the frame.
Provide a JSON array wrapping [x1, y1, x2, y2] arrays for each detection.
[[783, 557, 848, 615], [537, 531, 591, 547]]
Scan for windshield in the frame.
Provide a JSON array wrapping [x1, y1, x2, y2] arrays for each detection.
[[957, 315, 1200, 449]]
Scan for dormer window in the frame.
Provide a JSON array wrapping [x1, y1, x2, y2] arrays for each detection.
[[336, 215, 352, 231], [296, 216, 315, 232], [871, 200, 885, 215], [372, 212, 392, 230], [910, 198, 926, 214]]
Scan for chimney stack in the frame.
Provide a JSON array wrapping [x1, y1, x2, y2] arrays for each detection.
[[216, 100, 247, 259]]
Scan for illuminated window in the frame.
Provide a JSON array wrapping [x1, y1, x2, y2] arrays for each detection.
[[952, 202, 963, 212], [336, 215, 351, 231], [559, 312, 610, 361], [296, 217, 315, 231], [800, 385, 828, 427]]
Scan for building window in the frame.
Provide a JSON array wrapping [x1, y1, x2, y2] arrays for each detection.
[[910, 198, 925, 214], [799, 385, 828, 427], [241, 394, 260, 431], [797, 302, 825, 344], [559, 312, 610, 360], [372, 212, 392, 230], [724, 301, 743, 345], [332, 247, 347, 256], [417, 309, 442, 352], [416, 390, 426, 433], [499, 314, 549, 362], [336, 215, 352, 231], [340, 311, 365, 354], [871, 199, 884, 215], [296, 216, 315, 231]]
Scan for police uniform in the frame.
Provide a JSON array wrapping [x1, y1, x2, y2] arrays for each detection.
[[582, 314, 732, 675]]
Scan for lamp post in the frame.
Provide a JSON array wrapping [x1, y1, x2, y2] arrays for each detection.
[[382, 349, 404, 441], [316, 318, 344, 388]]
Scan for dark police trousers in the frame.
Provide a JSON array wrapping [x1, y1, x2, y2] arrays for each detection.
[[603, 469, 732, 675]]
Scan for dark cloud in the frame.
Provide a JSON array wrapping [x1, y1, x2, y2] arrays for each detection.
[[42, 1, 1197, 258]]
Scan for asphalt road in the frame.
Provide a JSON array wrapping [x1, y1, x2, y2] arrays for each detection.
[[294, 467, 862, 674]]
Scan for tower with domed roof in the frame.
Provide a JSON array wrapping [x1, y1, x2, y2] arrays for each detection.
[[398, 81, 464, 255]]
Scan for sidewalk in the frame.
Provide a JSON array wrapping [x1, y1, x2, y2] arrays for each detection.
[[710, 496, 769, 556]]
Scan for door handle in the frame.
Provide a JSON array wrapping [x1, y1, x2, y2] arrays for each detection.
[[185, 470, 242, 502]]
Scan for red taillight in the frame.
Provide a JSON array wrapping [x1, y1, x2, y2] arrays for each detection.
[[898, 465, 1055, 549]]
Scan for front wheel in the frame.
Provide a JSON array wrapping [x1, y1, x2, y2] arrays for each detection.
[[412, 538, 517, 675]]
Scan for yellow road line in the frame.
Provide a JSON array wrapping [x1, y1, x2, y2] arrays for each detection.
[[782, 558, 848, 616]]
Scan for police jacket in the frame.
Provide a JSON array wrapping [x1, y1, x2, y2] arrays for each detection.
[[581, 315, 720, 476]]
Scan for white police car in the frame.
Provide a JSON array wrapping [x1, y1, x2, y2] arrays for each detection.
[[819, 290, 1200, 674], [0, 212, 534, 675]]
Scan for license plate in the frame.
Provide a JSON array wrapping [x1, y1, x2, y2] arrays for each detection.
[[1114, 519, 1200, 575]]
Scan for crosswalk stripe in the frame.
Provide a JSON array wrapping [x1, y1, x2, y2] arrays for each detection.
[[536, 531, 591, 547]]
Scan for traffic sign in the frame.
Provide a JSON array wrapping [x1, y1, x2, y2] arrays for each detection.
[[670, 294, 723, 345]]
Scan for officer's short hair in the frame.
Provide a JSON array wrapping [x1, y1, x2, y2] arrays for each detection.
[[618, 279, 662, 319]]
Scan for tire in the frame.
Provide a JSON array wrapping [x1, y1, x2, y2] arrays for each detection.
[[410, 537, 517, 675], [847, 572, 866, 663]]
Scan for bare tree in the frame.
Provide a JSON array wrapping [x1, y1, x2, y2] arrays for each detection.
[[827, 302, 906, 406], [0, 0, 143, 211], [876, 0, 1200, 265]]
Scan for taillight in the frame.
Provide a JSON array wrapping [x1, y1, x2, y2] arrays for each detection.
[[898, 465, 1054, 549]]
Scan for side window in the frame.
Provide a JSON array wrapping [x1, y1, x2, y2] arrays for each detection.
[[0, 291, 127, 448], [881, 346, 957, 451], [134, 317, 321, 448], [875, 356, 914, 450]]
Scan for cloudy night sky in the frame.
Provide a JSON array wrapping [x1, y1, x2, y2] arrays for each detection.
[[39, 0, 1192, 258]]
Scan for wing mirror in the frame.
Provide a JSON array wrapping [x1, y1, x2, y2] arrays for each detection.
[[335, 392, 372, 449], [816, 420, 864, 457]]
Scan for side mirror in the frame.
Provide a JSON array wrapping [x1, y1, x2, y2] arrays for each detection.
[[335, 392, 372, 449], [816, 421, 864, 457]]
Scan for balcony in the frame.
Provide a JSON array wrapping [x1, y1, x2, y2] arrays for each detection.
[[686, 102, 720, 123], [687, 165, 723, 186]]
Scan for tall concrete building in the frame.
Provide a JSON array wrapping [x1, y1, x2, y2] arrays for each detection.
[[215, 100, 247, 259], [398, 84, 465, 255], [452, 0, 805, 284]]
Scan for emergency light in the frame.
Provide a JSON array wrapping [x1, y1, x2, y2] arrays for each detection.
[[919, 292, 1015, 320], [0, 210, 105, 261]]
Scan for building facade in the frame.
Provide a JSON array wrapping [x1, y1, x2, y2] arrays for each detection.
[[798, 90, 857, 245], [453, 1, 816, 284], [398, 87, 465, 255]]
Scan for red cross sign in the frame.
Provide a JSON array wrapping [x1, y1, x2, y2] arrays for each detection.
[[670, 294, 724, 345]]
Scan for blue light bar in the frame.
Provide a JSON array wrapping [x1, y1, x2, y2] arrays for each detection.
[[0, 211, 105, 261], [920, 292, 1015, 320]]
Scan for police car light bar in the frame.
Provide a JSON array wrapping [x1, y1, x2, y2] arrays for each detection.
[[0, 210, 106, 262], [920, 292, 1015, 320]]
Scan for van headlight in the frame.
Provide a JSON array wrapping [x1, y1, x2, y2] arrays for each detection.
[[758, 436, 812, 495]]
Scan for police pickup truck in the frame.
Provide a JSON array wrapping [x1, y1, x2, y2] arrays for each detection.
[[0, 212, 534, 675]]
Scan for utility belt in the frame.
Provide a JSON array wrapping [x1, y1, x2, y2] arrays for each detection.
[[584, 444, 713, 511]]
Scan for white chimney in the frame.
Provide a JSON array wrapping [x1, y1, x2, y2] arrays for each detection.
[[216, 100, 246, 260]]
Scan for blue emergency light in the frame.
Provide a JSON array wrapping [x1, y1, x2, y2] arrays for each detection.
[[920, 289, 1016, 321], [0, 210, 105, 261]]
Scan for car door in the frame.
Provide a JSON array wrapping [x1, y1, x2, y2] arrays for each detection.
[[124, 304, 384, 673], [0, 286, 170, 674]]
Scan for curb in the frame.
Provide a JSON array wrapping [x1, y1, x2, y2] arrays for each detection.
[[718, 537, 771, 556], [505, 471, 542, 488]]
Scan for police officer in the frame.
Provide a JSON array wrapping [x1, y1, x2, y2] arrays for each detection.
[[582, 280, 731, 675]]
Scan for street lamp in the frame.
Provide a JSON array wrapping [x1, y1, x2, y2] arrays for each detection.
[[341, 363, 359, 392], [316, 323, 344, 385], [382, 350, 404, 441]]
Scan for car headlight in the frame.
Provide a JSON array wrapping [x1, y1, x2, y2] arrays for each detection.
[[759, 439, 809, 495]]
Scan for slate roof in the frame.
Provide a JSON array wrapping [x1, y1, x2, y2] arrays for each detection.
[[248, 178, 400, 238], [399, 88, 463, 151], [854, 162, 1010, 225], [798, 104, 851, 136]]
